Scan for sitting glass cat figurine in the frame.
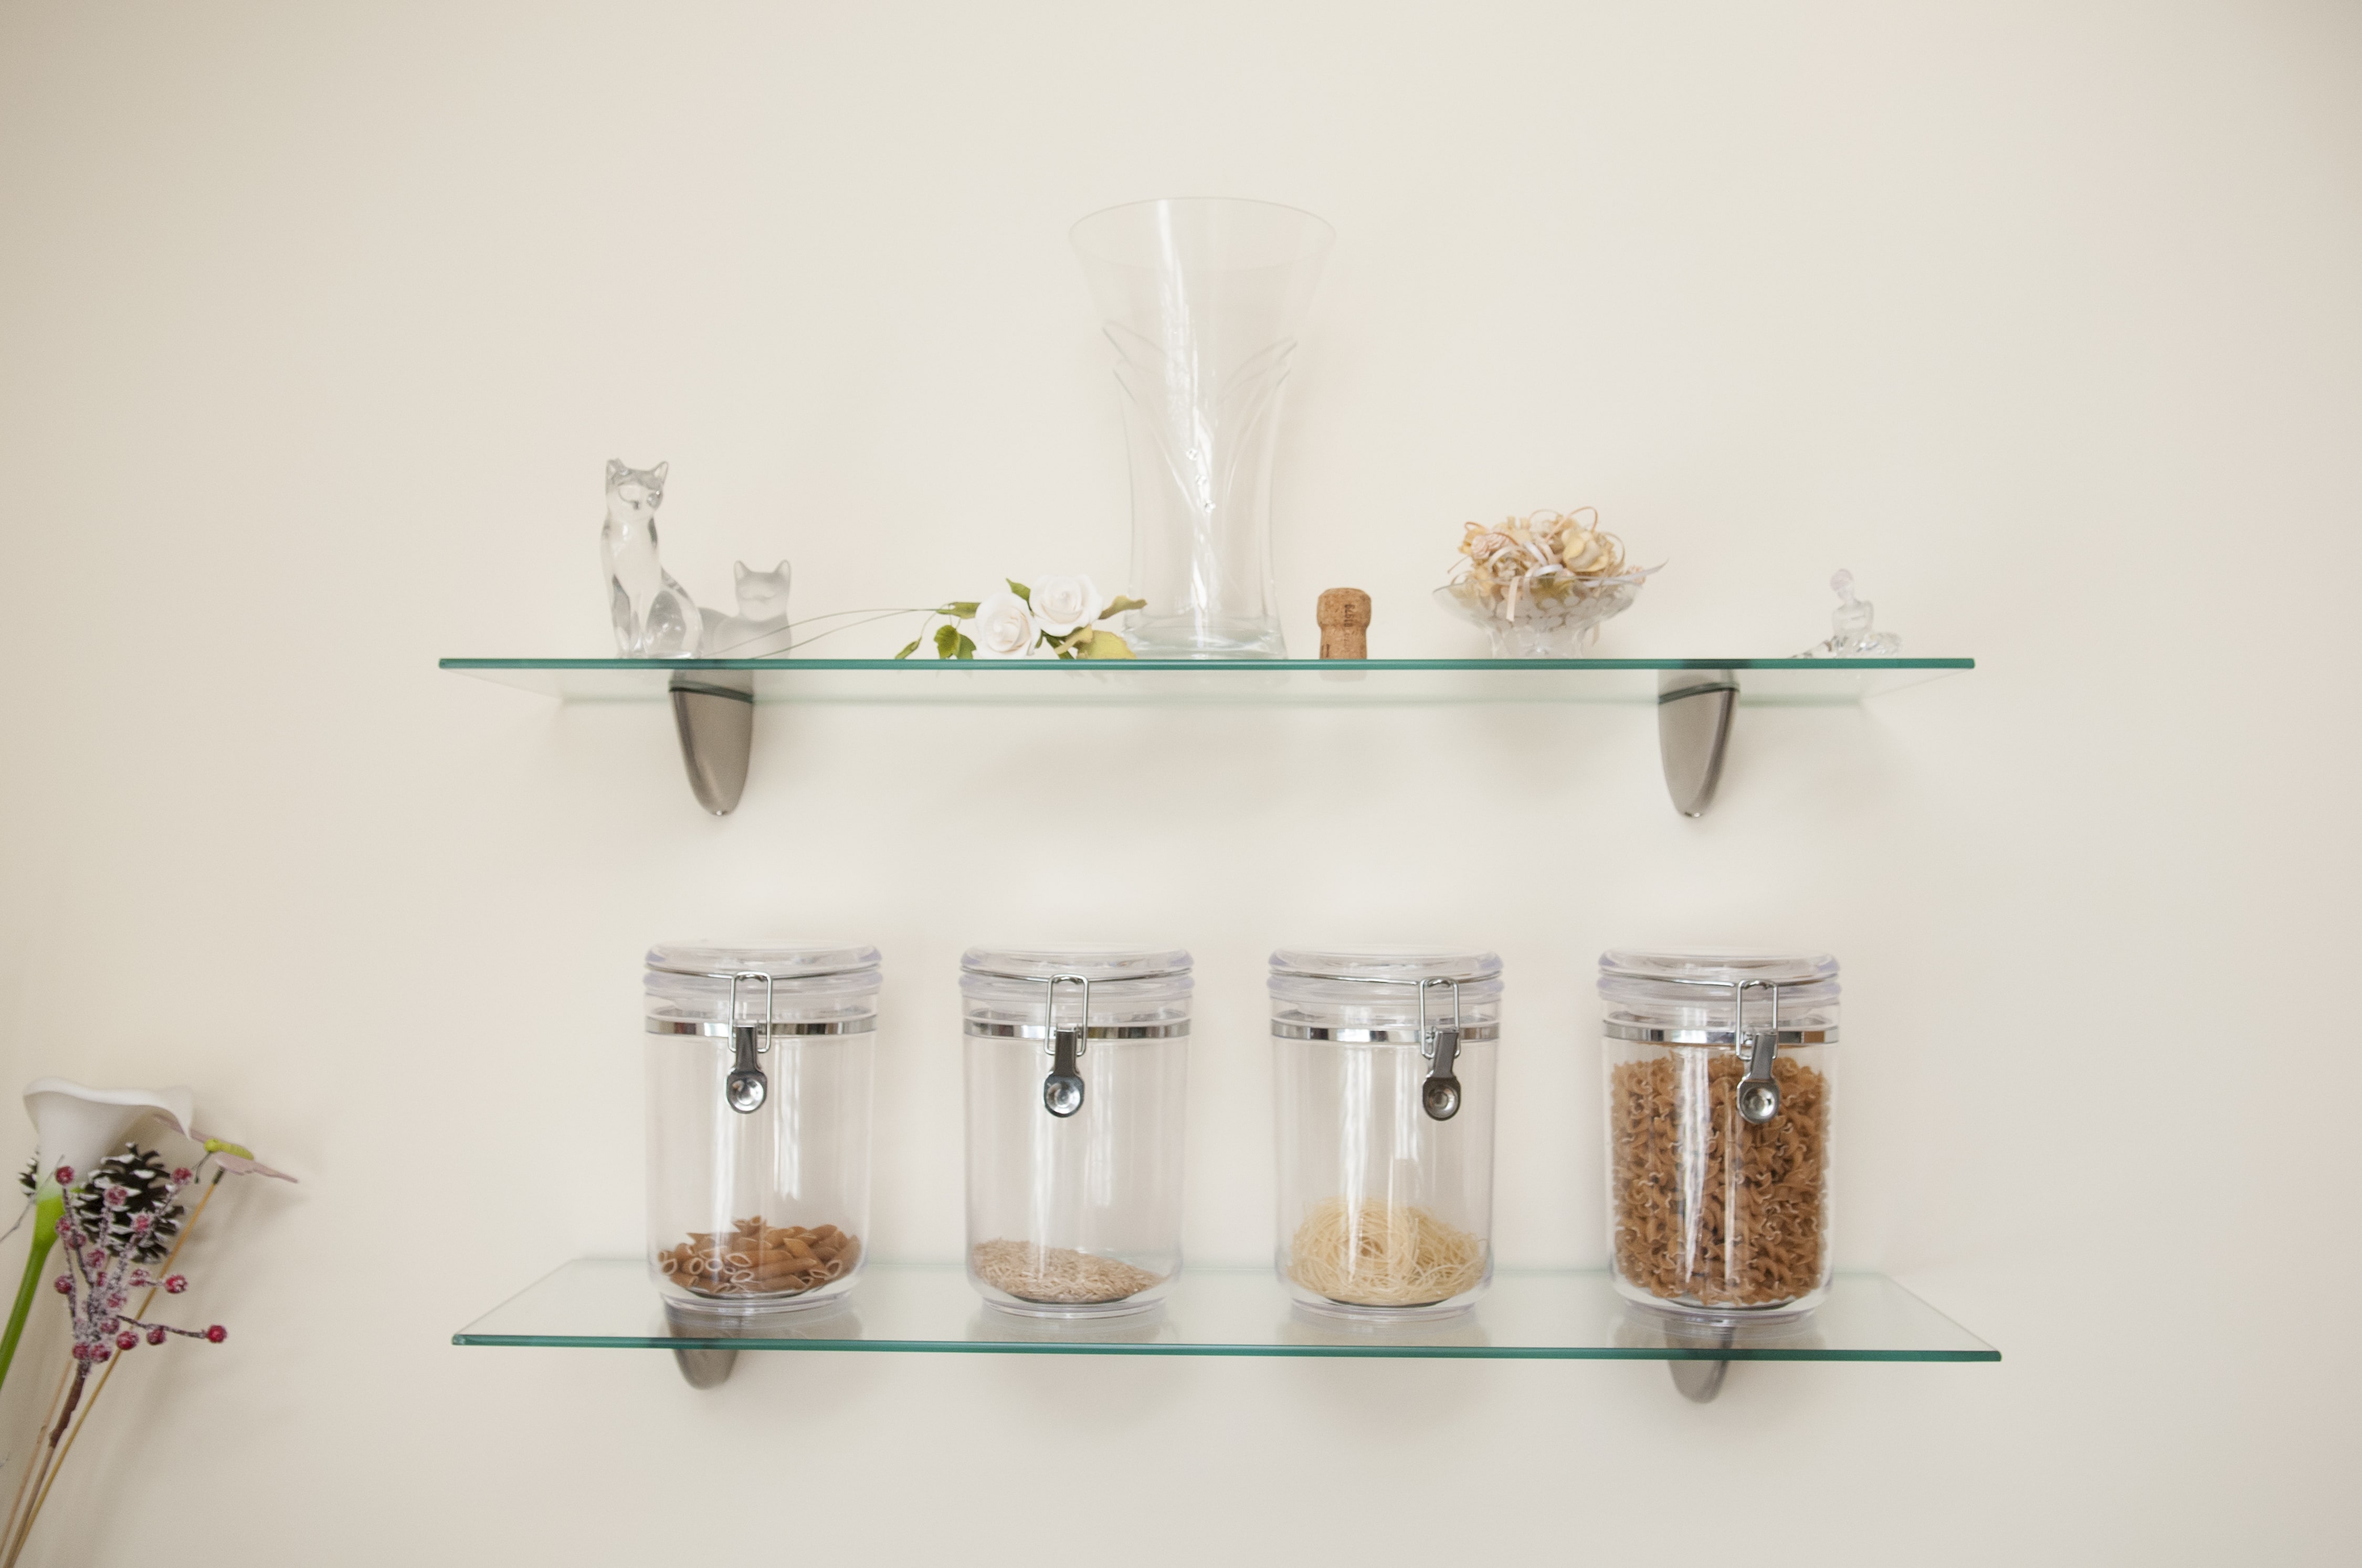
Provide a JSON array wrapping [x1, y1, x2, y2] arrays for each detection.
[[698, 560, 794, 656], [599, 459, 702, 657]]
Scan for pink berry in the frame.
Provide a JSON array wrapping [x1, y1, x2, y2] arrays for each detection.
[[171, 1168, 192, 1183], [146, 1326, 165, 1345], [115, 1332, 137, 1351], [52, 1166, 72, 1185], [204, 1325, 226, 1344], [164, 1275, 188, 1295], [92, 1346, 110, 1363], [52, 1277, 69, 1294]]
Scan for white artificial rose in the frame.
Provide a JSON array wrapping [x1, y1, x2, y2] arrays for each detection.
[[969, 591, 1038, 658], [1028, 574, 1105, 636]]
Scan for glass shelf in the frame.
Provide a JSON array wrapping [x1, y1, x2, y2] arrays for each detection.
[[455, 1259, 1997, 1363], [440, 656, 1972, 708], [439, 656, 1974, 814]]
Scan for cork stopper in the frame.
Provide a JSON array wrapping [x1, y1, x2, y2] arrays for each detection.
[[1316, 589, 1372, 660]]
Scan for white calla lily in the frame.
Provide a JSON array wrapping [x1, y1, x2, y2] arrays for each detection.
[[24, 1078, 195, 1186]]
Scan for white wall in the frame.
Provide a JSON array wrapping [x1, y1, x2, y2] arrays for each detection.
[[1, 2, 2356, 1562]]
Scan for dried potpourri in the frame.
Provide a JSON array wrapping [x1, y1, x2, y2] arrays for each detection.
[[1449, 507, 1649, 624]]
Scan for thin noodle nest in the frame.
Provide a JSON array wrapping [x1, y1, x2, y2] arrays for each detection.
[[1287, 1198, 1486, 1308]]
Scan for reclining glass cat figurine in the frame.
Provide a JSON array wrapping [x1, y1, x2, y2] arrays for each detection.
[[698, 560, 793, 656]]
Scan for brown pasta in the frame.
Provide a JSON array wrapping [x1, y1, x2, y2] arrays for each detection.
[[1609, 1052, 1828, 1309], [662, 1216, 860, 1300]]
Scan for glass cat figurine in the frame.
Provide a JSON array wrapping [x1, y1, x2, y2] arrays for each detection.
[[599, 459, 702, 657], [697, 560, 793, 656]]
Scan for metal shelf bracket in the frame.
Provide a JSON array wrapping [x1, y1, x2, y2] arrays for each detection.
[[1657, 670, 1738, 817], [668, 671, 754, 815]]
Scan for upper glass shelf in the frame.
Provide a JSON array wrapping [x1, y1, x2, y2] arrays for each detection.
[[455, 1259, 1998, 1363], [440, 656, 1973, 707]]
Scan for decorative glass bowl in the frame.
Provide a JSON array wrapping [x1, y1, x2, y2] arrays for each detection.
[[1432, 575, 1644, 658]]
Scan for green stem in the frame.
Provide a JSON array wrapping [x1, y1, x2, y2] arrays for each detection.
[[0, 1195, 61, 1400]]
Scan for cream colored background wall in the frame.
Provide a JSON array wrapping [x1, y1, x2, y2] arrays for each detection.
[[0, 1, 2355, 1562]]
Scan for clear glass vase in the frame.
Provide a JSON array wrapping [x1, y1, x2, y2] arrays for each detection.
[[1072, 198, 1334, 659]]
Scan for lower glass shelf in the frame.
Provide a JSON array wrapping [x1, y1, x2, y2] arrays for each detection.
[[455, 1259, 1998, 1363]]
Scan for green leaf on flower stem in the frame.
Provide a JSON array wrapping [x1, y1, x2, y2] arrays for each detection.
[[942, 601, 979, 618], [1066, 628, 1095, 648], [1099, 596, 1147, 618], [1006, 579, 1031, 603], [955, 633, 977, 659], [893, 639, 921, 660], [934, 624, 961, 659], [1081, 631, 1136, 660]]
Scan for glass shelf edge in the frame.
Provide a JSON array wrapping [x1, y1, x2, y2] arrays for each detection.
[[451, 1262, 1997, 1363], [446, 1336, 1998, 1362], [441, 658, 1976, 672], [438, 658, 1973, 709]]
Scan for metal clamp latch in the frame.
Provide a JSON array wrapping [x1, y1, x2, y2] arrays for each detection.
[[1417, 977, 1464, 1122], [724, 970, 773, 1115], [1276, 968, 1480, 1123], [1040, 972, 1090, 1118], [1733, 977, 1783, 1125]]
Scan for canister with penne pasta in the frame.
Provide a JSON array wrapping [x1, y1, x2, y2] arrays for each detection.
[[644, 942, 879, 1315]]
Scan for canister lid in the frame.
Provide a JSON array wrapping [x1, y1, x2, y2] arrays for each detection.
[[644, 940, 882, 1029], [959, 947, 1193, 1033], [1597, 949, 1839, 1043], [1267, 949, 1504, 1040], [1269, 949, 1502, 985], [648, 940, 881, 980], [958, 947, 1192, 984], [1597, 949, 1836, 992]]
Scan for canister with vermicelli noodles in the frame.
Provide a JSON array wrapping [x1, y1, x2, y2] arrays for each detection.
[[1269, 949, 1500, 1320]]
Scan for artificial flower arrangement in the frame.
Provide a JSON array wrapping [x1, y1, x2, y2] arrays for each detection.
[[893, 576, 1145, 660], [1433, 507, 1659, 656], [0, 1080, 292, 1565]]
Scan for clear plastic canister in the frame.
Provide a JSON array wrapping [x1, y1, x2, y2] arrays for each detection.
[[644, 942, 879, 1315], [961, 947, 1192, 1316], [1270, 949, 1501, 1319], [1599, 949, 1839, 1316]]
